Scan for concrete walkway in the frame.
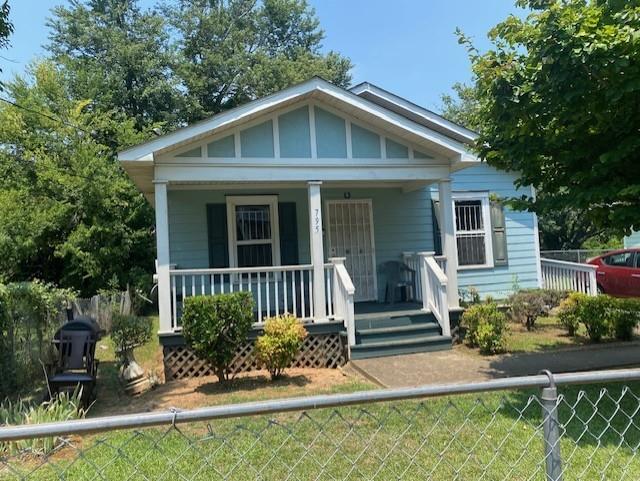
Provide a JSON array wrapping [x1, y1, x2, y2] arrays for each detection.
[[350, 341, 640, 387]]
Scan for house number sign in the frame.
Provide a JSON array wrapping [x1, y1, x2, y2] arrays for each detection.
[[314, 208, 321, 233]]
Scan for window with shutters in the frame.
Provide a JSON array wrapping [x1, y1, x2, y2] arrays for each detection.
[[452, 192, 494, 269], [226, 196, 281, 268]]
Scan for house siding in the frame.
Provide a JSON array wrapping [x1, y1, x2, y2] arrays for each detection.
[[448, 163, 541, 299], [624, 231, 640, 248], [166, 164, 539, 302]]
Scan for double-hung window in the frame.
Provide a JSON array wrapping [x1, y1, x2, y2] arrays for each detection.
[[452, 192, 494, 269], [226, 196, 281, 268]]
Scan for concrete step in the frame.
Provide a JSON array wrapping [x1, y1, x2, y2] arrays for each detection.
[[350, 335, 453, 360], [355, 322, 441, 345]]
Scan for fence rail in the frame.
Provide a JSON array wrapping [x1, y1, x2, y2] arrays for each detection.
[[540, 249, 614, 264], [3, 368, 640, 480], [541, 258, 598, 296]]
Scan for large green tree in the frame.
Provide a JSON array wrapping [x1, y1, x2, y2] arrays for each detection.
[[0, 0, 14, 87], [0, 62, 154, 296], [166, 0, 352, 122], [467, 0, 640, 236], [47, 0, 182, 132], [439, 82, 617, 250]]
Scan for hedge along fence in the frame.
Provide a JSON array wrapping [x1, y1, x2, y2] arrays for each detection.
[[0, 282, 75, 399], [0, 282, 139, 399]]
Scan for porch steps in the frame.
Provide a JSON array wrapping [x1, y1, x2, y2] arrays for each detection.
[[350, 308, 452, 360]]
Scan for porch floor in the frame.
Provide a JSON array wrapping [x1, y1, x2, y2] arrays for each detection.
[[353, 302, 424, 320]]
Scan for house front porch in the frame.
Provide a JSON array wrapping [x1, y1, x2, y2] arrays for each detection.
[[156, 179, 460, 368]]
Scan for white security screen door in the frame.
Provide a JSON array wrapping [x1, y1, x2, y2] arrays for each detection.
[[326, 200, 377, 302]]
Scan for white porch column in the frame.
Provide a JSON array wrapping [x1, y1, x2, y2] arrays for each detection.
[[154, 180, 172, 333], [308, 181, 327, 321], [438, 178, 460, 308]]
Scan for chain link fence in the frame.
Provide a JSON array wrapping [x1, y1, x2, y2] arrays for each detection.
[[2, 369, 640, 480], [540, 249, 615, 264]]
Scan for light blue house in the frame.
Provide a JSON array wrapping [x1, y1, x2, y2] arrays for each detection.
[[625, 232, 640, 248], [119, 78, 545, 374]]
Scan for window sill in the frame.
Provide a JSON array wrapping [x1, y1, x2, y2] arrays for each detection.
[[457, 264, 495, 271]]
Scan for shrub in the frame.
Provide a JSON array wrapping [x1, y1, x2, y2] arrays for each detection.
[[557, 293, 586, 337], [609, 298, 640, 341], [579, 295, 614, 342], [0, 281, 76, 398], [255, 315, 307, 380], [508, 290, 547, 331], [462, 303, 508, 354], [181, 292, 254, 383], [111, 313, 153, 357], [507, 289, 570, 331], [0, 391, 86, 455]]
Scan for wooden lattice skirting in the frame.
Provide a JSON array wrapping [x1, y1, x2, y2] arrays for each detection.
[[163, 332, 346, 381]]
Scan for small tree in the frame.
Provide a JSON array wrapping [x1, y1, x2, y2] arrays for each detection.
[[255, 315, 307, 380], [181, 292, 254, 383], [110, 314, 153, 389]]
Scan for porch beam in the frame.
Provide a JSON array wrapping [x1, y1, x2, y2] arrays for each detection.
[[438, 178, 460, 308], [154, 180, 173, 333], [308, 181, 327, 321]]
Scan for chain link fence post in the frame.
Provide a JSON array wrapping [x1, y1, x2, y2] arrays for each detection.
[[540, 370, 563, 481]]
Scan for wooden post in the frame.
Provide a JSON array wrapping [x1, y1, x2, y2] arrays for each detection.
[[308, 181, 327, 321], [154, 180, 172, 333], [438, 179, 459, 308]]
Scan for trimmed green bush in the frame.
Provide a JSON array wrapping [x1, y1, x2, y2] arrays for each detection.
[[181, 292, 254, 382], [557, 293, 585, 337], [578, 295, 613, 342], [255, 314, 307, 380], [557, 293, 640, 342], [610, 298, 640, 341], [111, 313, 153, 358], [461, 303, 508, 354]]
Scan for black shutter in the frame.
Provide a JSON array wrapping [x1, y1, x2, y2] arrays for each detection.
[[206, 204, 229, 268], [431, 199, 442, 256], [490, 201, 508, 266], [278, 202, 299, 265]]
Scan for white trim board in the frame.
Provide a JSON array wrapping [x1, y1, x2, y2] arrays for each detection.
[[350, 81, 478, 144]]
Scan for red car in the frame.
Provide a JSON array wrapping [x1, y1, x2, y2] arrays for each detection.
[[588, 248, 640, 297]]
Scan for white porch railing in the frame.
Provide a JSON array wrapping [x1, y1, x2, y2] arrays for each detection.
[[402, 252, 447, 304], [169, 265, 318, 331], [419, 252, 451, 337], [330, 258, 356, 348], [541, 258, 598, 296]]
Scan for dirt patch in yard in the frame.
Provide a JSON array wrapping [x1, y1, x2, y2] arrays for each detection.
[[91, 367, 369, 417]]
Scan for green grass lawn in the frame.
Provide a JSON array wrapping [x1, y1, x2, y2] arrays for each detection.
[[4, 379, 640, 480], [4, 315, 640, 479], [504, 316, 587, 353]]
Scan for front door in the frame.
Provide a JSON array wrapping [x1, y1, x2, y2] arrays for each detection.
[[326, 200, 377, 302]]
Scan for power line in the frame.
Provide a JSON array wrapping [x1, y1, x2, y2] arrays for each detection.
[[0, 96, 94, 135]]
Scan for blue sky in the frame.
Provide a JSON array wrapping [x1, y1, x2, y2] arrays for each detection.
[[1, 0, 523, 111]]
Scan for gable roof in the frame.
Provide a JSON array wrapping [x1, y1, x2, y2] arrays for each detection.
[[349, 82, 478, 144], [118, 76, 478, 163]]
